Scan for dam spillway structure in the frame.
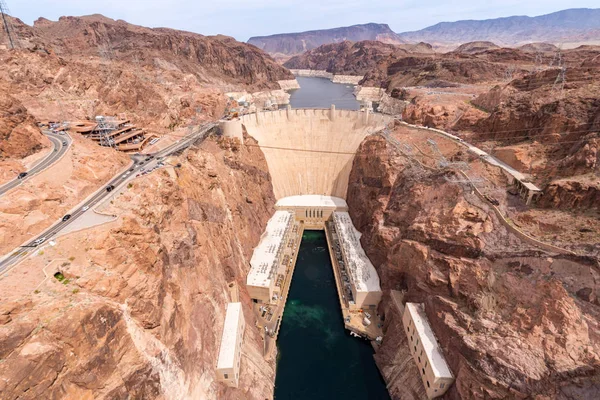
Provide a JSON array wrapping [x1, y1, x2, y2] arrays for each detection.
[[239, 106, 392, 355]]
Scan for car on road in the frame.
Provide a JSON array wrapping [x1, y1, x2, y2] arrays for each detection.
[[18, 172, 28, 179], [140, 168, 146, 172], [33, 237, 46, 246], [62, 214, 71, 221], [62, 141, 68, 146], [106, 185, 115, 192], [82, 206, 90, 211]]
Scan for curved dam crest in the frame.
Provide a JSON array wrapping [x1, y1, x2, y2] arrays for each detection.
[[240, 108, 392, 199]]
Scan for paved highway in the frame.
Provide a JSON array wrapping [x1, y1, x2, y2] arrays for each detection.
[[0, 132, 71, 197], [0, 122, 216, 275]]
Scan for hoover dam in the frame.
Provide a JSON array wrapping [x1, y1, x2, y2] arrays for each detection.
[[238, 107, 392, 199], [216, 82, 396, 398]]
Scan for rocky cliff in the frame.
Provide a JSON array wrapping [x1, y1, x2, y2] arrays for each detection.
[[0, 14, 293, 131], [284, 40, 402, 75], [0, 134, 278, 399], [0, 84, 50, 182], [347, 133, 600, 399], [248, 23, 405, 57]]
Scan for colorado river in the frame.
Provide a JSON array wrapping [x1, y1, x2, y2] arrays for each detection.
[[289, 77, 360, 110], [274, 231, 390, 400]]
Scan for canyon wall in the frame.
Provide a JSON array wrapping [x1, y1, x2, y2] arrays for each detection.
[[0, 134, 278, 399], [347, 134, 600, 399], [241, 109, 392, 199], [0, 14, 292, 132], [0, 85, 51, 183]]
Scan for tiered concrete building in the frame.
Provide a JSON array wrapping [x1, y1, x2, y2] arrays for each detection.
[[403, 303, 454, 398], [216, 302, 246, 388], [246, 211, 294, 303]]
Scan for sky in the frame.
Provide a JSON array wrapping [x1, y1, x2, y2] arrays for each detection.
[[6, 0, 600, 42]]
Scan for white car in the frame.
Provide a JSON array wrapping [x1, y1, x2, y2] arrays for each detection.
[[82, 206, 90, 212], [33, 237, 46, 246]]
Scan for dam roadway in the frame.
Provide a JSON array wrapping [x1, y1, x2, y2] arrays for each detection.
[[0, 132, 71, 197], [0, 122, 216, 275]]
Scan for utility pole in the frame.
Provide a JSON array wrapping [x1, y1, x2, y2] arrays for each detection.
[[0, 0, 16, 49]]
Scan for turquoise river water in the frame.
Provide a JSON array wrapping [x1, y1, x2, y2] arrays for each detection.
[[274, 231, 390, 400]]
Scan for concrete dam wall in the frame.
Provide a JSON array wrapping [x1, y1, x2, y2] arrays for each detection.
[[240, 108, 392, 199]]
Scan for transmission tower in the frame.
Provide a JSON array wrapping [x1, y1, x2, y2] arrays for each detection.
[[504, 65, 516, 81], [534, 51, 543, 72], [549, 47, 562, 68], [552, 66, 566, 95], [0, 0, 17, 49], [426, 138, 469, 171]]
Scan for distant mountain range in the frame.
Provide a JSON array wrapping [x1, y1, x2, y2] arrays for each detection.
[[400, 8, 600, 47], [247, 23, 405, 57], [248, 8, 600, 56]]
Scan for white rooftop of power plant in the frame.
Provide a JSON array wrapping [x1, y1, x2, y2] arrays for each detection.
[[332, 211, 381, 293], [276, 195, 348, 209], [247, 210, 293, 288], [217, 302, 242, 370], [406, 303, 453, 379]]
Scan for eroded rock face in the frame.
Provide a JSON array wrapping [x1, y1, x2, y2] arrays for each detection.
[[0, 14, 292, 131], [0, 86, 46, 160], [0, 135, 277, 399], [347, 135, 600, 399], [0, 85, 50, 182]]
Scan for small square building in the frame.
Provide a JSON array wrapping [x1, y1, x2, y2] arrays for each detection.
[[216, 302, 246, 388]]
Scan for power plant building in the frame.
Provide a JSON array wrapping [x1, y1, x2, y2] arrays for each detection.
[[276, 195, 348, 228], [216, 302, 246, 388], [332, 211, 382, 309], [247, 211, 294, 303], [403, 302, 454, 398]]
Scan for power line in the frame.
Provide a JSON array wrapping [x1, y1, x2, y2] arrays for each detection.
[[0, 0, 16, 49]]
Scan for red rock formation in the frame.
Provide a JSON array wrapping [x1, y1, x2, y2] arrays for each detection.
[[0, 85, 48, 161], [0, 14, 292, 131], [0, 135, 278, 399], [347, 134, 600, 399]]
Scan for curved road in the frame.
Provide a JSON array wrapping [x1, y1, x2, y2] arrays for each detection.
[[0, 132, 71, 197], [0, 123, 216, 275]]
